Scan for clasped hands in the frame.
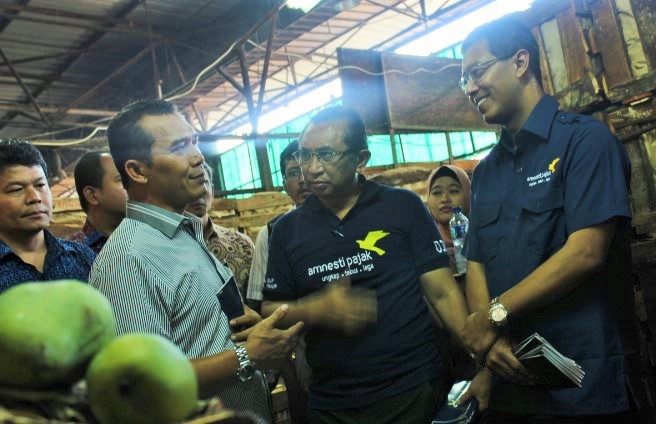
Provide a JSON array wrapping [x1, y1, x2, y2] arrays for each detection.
[[463, 310, 536, 385]]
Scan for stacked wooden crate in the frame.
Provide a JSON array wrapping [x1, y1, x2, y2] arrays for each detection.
[[366, 160, 478, 201], [49, 198, 87, 238], [209, 192, 293, 241]]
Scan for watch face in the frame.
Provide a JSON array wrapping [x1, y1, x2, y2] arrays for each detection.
[[491, 306, 507, 322], [239, 364, 255, 382]]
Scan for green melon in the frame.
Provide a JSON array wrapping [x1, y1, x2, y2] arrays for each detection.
[[86, 333, 198, 424], [0, 280, 116, 388]]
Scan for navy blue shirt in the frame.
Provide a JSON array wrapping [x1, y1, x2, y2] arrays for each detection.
[[464, 95, 632, 415], [0, 230, 96, 292], [264, 179, 450, 410]]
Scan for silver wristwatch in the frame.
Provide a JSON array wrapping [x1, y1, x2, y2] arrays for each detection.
[[234, 345, 255, 382], [488, 297, 509, 327]]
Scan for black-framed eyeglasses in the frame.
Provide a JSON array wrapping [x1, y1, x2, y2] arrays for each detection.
[[292, 149, 353, 164], [459, 54, 514, 92]]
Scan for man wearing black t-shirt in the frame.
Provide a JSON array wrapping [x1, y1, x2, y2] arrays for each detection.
[[262, 106, 475, 424]]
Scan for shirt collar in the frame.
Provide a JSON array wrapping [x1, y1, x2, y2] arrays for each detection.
[[0, 238, 10, 260], [303, 174, 381, 213], [204, 216, 219, 240], [0, 229, 68, 260], [126, 201, 203, 239], [497, 95, 560, 162], [81, 219, 105, 246]]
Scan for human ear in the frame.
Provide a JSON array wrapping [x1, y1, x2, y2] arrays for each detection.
[[515, 49, 531, 79], [355, 149, 371, 173], [125, 160, 148, 185], [82, 186, 99, 206]]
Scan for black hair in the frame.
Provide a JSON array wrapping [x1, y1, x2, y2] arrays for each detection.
[[280, 140, 299, 179], [74, 151, 105, 212], [0, 139, 47, 176], [462, 14, 542, 87], [302, 105, 368, 151], [106, 99, 177, 189]]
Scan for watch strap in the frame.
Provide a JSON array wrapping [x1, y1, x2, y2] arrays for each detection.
[[234, 345, 253, 381]]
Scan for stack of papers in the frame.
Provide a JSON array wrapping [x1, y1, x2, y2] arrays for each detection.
[[512, 333, 585, 389]]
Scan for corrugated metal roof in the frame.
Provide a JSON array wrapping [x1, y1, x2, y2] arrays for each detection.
[[0, 0, 246, 139], [189, 0, 467, 134], [0, 0, 474, 143]]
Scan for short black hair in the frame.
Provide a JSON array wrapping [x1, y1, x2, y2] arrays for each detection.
[[0, 139, 47, 176], [280, 140, 299, 179], [462, 14, 542, 87], [302, 106, 368, 151], [106, 99, 177, 189], [74, 151, 105, 212]]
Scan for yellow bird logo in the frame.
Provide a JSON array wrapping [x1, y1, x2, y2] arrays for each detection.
[[356, 230, 390, 256], [548, 157, 560, 173]]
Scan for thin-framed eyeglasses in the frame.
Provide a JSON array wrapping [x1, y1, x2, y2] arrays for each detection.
[[292, 149, 353, 164], [459, 53, 515, 93]]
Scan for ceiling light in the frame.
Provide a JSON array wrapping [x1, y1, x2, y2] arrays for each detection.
[[334, 0, 361, 11]]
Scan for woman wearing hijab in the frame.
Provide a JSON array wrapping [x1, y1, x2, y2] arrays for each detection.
[[426, 165, 472, 275], [425, 164, 481, 419]]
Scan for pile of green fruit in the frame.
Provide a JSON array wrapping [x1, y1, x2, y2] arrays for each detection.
[[0, 280, 198, 424]]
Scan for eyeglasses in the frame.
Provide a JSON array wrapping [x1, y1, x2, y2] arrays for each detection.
[[459, 54, 514, 92], [292, 149, 353, 164]]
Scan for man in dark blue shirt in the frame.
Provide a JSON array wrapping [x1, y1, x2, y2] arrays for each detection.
[[262, 106, 473, 424], [459, 16, 632, 422], [0, 139, 96, 292]]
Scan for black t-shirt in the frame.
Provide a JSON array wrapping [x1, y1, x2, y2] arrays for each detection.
[[263, 180, 450, 410]]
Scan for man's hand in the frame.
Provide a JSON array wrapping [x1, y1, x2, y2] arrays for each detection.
[[245, 304, 304, 370], [463, 310, 500, 363], [307, 277, 377, 336], [485, 335, 536, 385], [457, 368, 491, 410], [229, 304, 262, 342]]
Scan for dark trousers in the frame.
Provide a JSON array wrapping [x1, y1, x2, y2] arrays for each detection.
[[484, 410, 634, 424], [308, 380, 449, 424]]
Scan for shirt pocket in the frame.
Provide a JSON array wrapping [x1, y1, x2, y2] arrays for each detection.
[[477, 202, 501, 261], [518, 186, 567, 256]]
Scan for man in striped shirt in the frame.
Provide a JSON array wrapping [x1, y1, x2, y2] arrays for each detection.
[[89, 99, 302, 424]]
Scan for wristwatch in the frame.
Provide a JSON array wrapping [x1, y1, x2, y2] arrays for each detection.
[[488, 297, 509, 327], [234, 345, 255, 382]]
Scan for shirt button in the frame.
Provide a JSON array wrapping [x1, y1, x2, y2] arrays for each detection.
[[516, 167, 523, 173]]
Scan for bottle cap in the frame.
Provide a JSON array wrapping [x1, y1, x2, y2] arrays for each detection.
[[452, 206, 461, 213]]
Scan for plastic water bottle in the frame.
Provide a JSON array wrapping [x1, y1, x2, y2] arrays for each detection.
[[449, 206, 469, 275]]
